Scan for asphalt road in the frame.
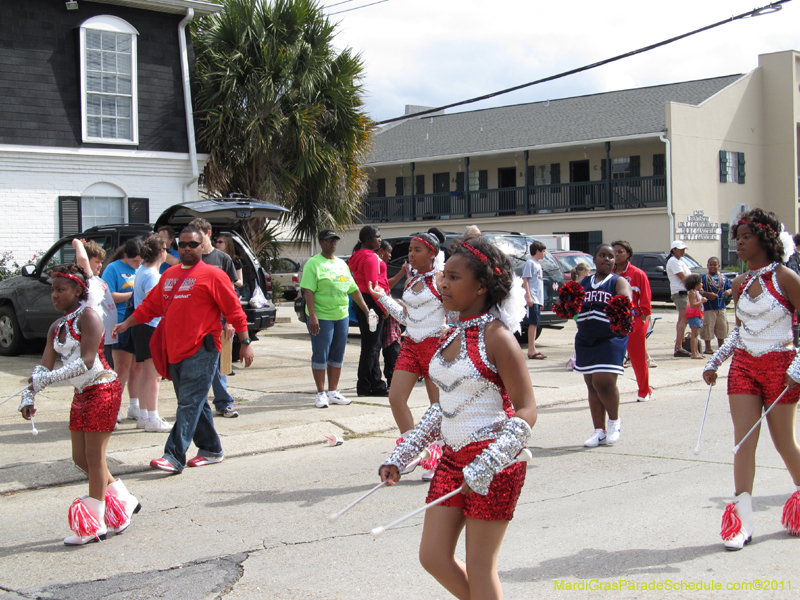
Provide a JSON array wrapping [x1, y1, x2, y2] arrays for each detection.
[[0, 305, 797, 599]]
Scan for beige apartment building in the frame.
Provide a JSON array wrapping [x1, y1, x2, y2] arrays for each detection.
[[344, 49, 800, 266]]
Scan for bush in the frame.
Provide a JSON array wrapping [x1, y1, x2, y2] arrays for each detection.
[[0, 250, 44, 282]]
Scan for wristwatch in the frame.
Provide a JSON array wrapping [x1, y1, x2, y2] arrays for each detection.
[[241, 337, 252, 345]]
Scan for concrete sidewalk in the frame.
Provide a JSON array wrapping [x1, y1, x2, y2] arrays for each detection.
[[0, 304, 722, 495]]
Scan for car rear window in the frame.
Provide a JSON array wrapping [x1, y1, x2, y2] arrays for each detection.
[[556, 254, 595, 272]]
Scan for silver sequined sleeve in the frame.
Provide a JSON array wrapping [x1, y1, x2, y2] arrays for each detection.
[[382, 403, 442, 473], [17, 389, 34, 412], [787, 350, 800, 384], [377, 295, 407, 326], [462, 417, 531, 496], [703, 326, 739, 374], [31, 359, 89, 393]]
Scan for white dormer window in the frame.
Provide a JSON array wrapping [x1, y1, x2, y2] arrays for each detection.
[[80, 16, 138, 144]]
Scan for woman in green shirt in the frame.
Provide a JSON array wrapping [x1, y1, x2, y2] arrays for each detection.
[[300, 230, 371, 408]]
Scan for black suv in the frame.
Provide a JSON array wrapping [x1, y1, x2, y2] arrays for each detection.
[[629, 252, 738, 302], [0, 197, 287, 356]]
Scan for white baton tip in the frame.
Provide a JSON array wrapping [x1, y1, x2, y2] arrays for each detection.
[[518, 448, 533, 462], [327, 513, 339, 523], [371, 526, 385, 538], [31, 428, 39, 436], [693, 449, 700, 455]]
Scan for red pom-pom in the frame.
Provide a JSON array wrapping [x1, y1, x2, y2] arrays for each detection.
[[605, 295, 635, 335], [782, 491, 800, 535], [104, 493, 127, 529], [68, 498, 101, 539], [553, 281, 585, 319], [720, 502, 742, 541]]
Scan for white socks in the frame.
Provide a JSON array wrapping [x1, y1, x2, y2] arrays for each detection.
[[149, 410, 160, 422], [138, 408, 160, 421]]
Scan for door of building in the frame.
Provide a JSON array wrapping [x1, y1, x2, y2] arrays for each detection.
[[498, 167, 517, 216], [569, 160, 591, 210]]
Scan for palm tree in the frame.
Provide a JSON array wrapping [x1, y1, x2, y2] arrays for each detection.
[[193, 0, 373, 247]]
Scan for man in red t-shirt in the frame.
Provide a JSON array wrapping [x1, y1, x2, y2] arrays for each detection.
[[613, 240, 653, 402], [112, 227, 254, 473]]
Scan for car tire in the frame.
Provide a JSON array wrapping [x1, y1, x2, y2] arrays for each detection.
[[0, 305, 25, 357]]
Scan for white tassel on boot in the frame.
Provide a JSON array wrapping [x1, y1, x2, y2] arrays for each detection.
[[64, 496, 106, 545], [104, 480, 142, 535], [721, 492, 753, 551]]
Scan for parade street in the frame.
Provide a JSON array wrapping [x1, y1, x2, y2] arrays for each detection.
[[0, 305, 796, 600]]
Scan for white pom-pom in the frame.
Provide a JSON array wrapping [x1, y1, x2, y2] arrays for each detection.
[[779, 224, 794, 264], [494, 276, 526, 334]]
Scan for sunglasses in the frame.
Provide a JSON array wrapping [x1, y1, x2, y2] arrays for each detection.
[[215, 239, 226, 244], [178, 241, 202, 249]]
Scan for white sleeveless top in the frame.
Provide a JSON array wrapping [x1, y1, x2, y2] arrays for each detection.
[[735, 263, 794, 356], [402, 269, 447, 342], [54, 306, 117, 393], [429, 312, 512, 450]]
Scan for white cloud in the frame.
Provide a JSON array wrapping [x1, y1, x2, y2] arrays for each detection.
[[328, 0, 800, 121]]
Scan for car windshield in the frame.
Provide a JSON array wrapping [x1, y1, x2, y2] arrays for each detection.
[[485, 236, 529, 258], [556, 254, 596, 272], [681, 255, 702, 269]]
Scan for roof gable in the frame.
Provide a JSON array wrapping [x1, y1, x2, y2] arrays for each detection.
[[368, 75, 743, 164]]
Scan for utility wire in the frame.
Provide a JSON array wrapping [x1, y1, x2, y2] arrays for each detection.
[[329, 0, 389, 15], [378, 0, 790, 125], [323, 0, 360, 9]]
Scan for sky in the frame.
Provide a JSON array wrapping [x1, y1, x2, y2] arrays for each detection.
[[322, 0, 800, 123]]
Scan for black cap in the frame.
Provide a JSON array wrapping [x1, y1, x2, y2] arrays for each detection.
[[318, 229, 340, 241]]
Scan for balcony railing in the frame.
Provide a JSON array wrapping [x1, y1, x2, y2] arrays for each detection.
[[362, 175, 666, 222]]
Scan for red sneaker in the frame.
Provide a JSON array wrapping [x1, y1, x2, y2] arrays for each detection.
[[187, 454, 224, 467], [150, 458, 179, 473]]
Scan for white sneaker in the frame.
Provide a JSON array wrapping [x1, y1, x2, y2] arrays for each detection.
[[144, 417, 172, 433], [314, 392, 329, 408], [136, 417, 148, 429], [126, 405, 139, 420], [606, 419, 621, 445], [116, 409, 124, 423], [648, 358, 658, 368], [327, 390, 351, 405], [637, 393, 652, 402], [584, 429, 606, 447]]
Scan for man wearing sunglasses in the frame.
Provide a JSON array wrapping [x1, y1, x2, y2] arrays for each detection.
[[112, 226, 254, 474]]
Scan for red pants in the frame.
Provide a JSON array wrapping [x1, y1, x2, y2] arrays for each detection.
[[629, 316, 650, 398]]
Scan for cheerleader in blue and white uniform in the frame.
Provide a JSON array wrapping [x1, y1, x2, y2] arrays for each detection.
[[574, 244, 632, 447]]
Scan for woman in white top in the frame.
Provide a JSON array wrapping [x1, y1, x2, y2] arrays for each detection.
[[666, 241, 692, 357]]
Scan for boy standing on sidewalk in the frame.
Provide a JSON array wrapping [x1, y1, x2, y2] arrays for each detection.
[[523, 241, 547, 359], [699, 256, 732, 354]]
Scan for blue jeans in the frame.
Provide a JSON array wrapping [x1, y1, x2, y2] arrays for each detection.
[[211, 362, 234, 412], [307, 317, 349, 370], [163, 345, 224, 471]]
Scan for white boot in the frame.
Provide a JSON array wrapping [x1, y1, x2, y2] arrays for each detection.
[[64, 496, 107, 545], [722, 492, 753, 550], [104, 480, 142, 535]]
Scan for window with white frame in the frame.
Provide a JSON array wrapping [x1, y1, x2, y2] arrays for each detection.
[[80, 16, 138, 144], [719, 151, 745, 184], [611, 157, 631, 179], [81, 196, 125, 229]]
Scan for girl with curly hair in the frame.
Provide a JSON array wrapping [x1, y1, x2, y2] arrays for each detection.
[[18, 263, 140, 545], [379, 236, 537, 600], [703, 208, 800, 550], [575, 244, 632, 448]]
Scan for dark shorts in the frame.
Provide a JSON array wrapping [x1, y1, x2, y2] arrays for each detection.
[[522, 304, 541, 327], [131, 323, 155, 362]]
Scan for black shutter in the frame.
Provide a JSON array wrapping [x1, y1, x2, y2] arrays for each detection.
[[478, 170, 488, 190], [128, 198, 150, 223], [737, 152, 746, 184], [455, 172, 464, 192], [58, 196, 82, 237], [653, 153, 665, 176], [395, 177, 404, 196], [601, 159, 607, 180], [415, 175, 425, 195], [721, 223, 731, 267], [376, 178, 386, 197], [719, 150, 728, 183], [527, 165, 536, 184], [550, 163, 561, 184], [630, 155, 640, 178], [587, 230, 603, 256]]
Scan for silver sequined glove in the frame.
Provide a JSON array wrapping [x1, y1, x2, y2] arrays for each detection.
[[787, 350, 800, 384], [462, 417, 531, 496], [31, 359, 88, 393], [377, 295, 407, 327], [382, 403, 442, 473], [704, 326, 740, 374], [17, 389, 35, 412]]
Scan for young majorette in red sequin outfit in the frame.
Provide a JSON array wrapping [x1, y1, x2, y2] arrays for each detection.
[[19, 264, 140, 545], [368, 233, 448, 480], [379, 237, 537, 600], [703, 209, 800, 550]]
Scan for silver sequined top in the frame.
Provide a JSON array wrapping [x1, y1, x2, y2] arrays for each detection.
[[429, 312, 510, 451], [401, 270, 447, 342], [736, 263, 793, 356], [54, 306, 117, 393]]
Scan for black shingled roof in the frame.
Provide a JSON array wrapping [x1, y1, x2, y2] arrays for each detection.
[[368, 74, 744, 164]]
